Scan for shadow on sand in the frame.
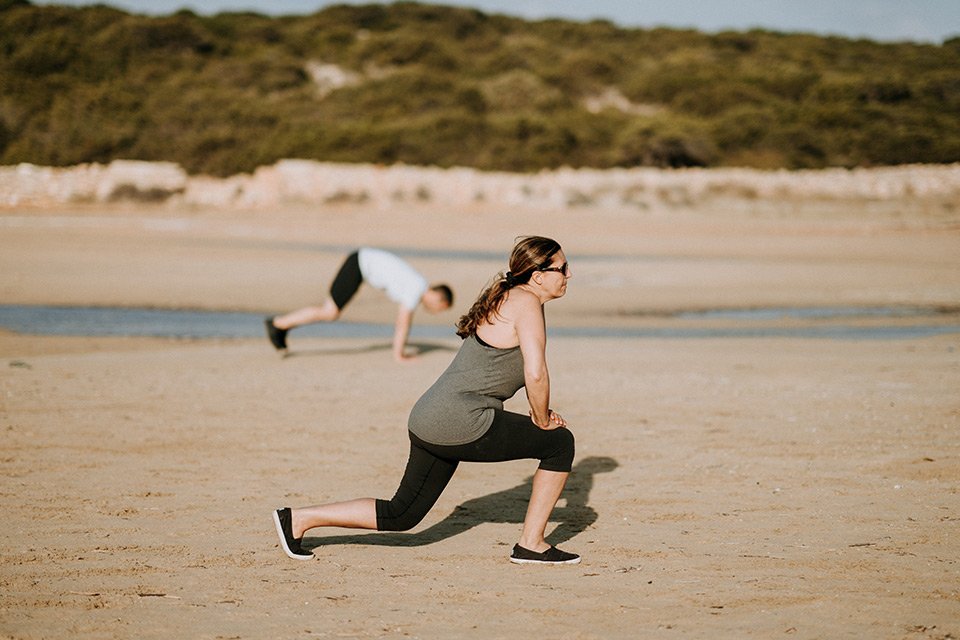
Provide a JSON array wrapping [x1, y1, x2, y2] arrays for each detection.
[[281, 341, 457, 359], [302, 455, 618, 550]]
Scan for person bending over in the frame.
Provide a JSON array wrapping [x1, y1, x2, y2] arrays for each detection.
[[265, 247, 453, 362], [272, 236, 579, 564]]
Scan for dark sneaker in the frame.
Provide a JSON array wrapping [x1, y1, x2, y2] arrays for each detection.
[[272, 507, 313, 560], [509, 544, 581, 565], [265, 317, 288, 350]]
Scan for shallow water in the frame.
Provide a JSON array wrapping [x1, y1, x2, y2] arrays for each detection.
[[666, 305, 959, 321], [1, 305, 957, 341]]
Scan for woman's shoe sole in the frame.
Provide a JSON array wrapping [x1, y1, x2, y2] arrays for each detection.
[[272, 509, 313, 561]]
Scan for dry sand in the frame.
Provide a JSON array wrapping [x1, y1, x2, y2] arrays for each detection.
[[1, 198, 958, 639]]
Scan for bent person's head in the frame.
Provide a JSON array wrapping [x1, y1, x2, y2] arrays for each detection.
[[422, 284, 454, 313]]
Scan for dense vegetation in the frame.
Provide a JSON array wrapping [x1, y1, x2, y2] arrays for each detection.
[[2, 0, 959, 175]]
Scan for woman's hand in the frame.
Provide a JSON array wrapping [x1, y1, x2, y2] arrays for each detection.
[[531, 409, 566, 429]]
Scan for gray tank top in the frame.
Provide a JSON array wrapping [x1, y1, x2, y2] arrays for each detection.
[[408, 334, 525, 445]]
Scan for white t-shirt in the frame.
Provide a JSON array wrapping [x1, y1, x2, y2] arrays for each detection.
[[357, 247, 428, 311]]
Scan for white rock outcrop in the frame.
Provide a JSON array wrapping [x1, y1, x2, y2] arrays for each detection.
[[1, 159, 958, 210]]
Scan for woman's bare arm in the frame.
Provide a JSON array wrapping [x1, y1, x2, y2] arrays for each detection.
[[514, 291, 555, 428]]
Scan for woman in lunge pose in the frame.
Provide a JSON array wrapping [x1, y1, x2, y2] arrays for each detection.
[[273, 236, 579, 564]]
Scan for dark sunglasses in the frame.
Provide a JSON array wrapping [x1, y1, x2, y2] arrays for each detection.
[[539, 262, 569, 275]]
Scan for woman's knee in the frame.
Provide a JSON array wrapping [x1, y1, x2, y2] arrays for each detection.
[[375, 497, 429, 532], [541, 427, 575, 472]]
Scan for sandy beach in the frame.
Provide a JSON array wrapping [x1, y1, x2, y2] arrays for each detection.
[[1, 193, 959, 638]]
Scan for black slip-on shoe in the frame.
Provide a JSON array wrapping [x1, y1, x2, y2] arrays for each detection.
[[272, 507, 313, 560], [265, 317, 288, 350], [509, 543, 581, 565]]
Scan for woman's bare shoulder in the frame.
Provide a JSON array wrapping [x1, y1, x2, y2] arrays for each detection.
[[502, 288, 543, 321], [498, 288, 535, 310]]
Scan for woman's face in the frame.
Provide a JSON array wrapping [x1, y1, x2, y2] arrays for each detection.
[[537, 249, 571, 299]]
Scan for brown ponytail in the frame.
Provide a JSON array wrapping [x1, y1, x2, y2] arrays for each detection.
[[456, 236, 562, 338]]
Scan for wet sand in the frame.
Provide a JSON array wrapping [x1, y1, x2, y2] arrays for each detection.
[[1, 199, 958, 638]]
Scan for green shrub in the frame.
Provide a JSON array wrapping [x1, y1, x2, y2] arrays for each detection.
[[480, 69, 566, 113], [357, 32, 458, 70], [614, 117, 718, 168]]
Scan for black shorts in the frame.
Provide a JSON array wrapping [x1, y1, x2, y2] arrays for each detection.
[[374, 410, 575, 532], [329, 251, 363, 310]]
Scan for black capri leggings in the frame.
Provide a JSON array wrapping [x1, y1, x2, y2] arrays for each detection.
[[375, 409, 575, 532], [329, 251, 363, 310]]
